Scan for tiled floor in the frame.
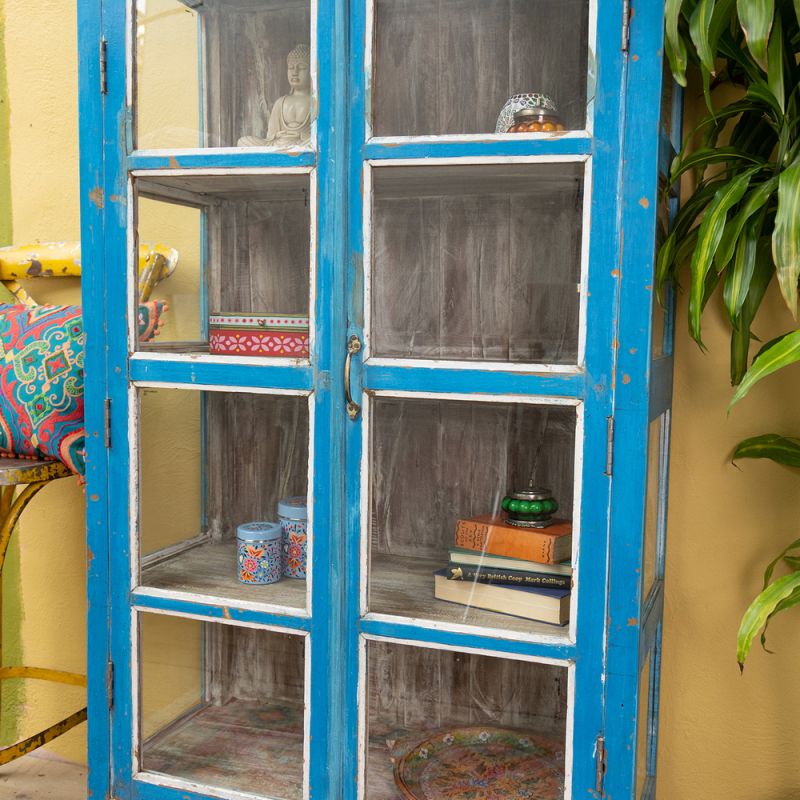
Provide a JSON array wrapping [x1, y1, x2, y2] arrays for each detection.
[[0, 755, 86, 799]]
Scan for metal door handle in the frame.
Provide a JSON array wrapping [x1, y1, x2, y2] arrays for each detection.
[[344, 334, 361, 420]]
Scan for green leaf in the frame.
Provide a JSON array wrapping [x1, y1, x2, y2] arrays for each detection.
[[760, 584, 800, 652], [763, 538, 800, 591], [783, 556, 800, 570], [745, 80, 784, 120], [794, 0, 800, 29], [729, 242, 772, 384], [669, 147, 765, 186], [690, 0, 718, 74], [772, 159, 800, 317], [737, 570, 800, 668], [732, 433, 800, 467], [723, 218, 761, 319], [716, 178, 776, 272], [689, 168, 760, 343], [729, 329, 800, 407], [738, 0, 775, 70], [767, 9, 785, 112], [666, 0, 689, 85]]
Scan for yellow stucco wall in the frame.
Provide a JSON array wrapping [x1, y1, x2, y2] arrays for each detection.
[[1, 0, 85, 763], [2, 1, 800, 795]]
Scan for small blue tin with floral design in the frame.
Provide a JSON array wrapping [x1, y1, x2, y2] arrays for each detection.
[[237, 521, 283, 585], [278, 497, 308, 579]]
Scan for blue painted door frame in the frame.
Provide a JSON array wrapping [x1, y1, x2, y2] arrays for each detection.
[[76, 0, 678, 797]]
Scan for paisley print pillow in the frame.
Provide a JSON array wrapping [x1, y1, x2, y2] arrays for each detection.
[[0, 301, 168, 476]]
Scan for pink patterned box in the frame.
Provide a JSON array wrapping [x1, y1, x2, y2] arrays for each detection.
[[209, 313, 309, 357]]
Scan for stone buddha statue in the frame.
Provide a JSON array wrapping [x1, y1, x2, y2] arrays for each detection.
[[238, 44, 312, 148]]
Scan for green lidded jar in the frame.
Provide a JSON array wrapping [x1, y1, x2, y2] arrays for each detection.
[[501, 486, 558, 528]]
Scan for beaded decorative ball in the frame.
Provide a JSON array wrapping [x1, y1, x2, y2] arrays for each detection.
[[495, 93, 558, 133]]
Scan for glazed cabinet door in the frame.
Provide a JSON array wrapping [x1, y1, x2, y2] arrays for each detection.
[[82, 0, 348, 797], [341, 1, 628, 798]]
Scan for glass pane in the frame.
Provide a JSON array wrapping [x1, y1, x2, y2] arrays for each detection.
[[135, 173, 311, 356], [139, 613, 305, 798], [135, 0, 314, 150], [138, 387, 310, 611], [371, 163, 584, 364], [365, 640, 568, 798], [372, 0, 590, 137], [643, 414, 665, 600], [635, 650, 653, 798], [367, 396, 576, 635]]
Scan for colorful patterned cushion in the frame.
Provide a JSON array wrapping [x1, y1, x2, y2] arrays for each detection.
[[0, 304, 86, 474], [0, 301, 169, 476]]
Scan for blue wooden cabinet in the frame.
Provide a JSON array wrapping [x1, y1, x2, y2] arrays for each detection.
[[77, 0, 680, 797]]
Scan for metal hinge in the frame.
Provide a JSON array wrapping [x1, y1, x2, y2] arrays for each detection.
[[104, 398, 112, 448], [100, 38, 108, 94], [605, 416, 615, 476], [621, 0, 632, 52], [595, 735, 607, 796], [106, 660, 115, 710]]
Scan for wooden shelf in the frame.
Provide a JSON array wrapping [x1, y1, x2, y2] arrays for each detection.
[[369, 553, 570, 639], [141, 540, 306, 611]]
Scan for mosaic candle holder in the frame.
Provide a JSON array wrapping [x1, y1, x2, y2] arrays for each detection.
[[237, 521, 283, 585], [278, 496, 308, 579], [495, 92, 559, 133], [209, 313, 310, 357]]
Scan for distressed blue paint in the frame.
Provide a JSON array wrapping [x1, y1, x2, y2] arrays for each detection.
[[130, 593, 312, 631], [360, 618, 576, 662], [364, 136, 592, 161], [567, 2, 629, 794], [128, 357, 314, 391], [77, 0, 111, 796], [127, 150, 316, 171], [363, 363, 583, 398], [604, 1, 677, 797]]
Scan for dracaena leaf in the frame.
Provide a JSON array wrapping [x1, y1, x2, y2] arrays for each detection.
[[716, 179, 775, 272], [772, 159, 800, 317], [767, 9, 785, 112], [732, 433, 800, 467], [729, 329, 800, 407], [689, 168, 760, 343], [729, 243, 772, 384], [690, 0, 718, 73], [738, 0, 775, 71], [723, 217, 761, 320], [737, 571, 800, 668], [669, 147, 765, 185], [666, 0, 689, 85]]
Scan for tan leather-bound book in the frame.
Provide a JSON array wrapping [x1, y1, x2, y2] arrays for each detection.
[[454, 514, 572, 565]]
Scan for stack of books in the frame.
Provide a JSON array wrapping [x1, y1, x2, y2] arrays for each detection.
[[433, 514, 573, 625]]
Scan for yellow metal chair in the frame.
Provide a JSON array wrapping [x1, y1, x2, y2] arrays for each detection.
[[0, 241, 177, 764]]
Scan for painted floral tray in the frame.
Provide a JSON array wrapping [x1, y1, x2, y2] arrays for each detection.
[[393, 726, 565, 800]]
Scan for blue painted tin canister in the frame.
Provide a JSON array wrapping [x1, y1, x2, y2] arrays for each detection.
[[237, 521, 283, 585], [278, 497, 308, 579]]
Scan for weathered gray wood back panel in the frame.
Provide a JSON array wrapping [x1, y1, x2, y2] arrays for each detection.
[[207, 624, 305, 706], [203, 0, 311, 148], [206, 196, 309, 318], [206, 392, 309, 542], [370, 397, 575, 561], [367, 640, 568, 737], [373, 0, 590, 135], [372, 166, 583, 363]]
